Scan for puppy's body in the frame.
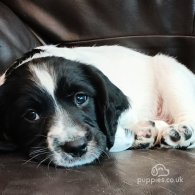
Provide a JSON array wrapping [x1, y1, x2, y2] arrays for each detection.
[[1, 45, 195, 167]]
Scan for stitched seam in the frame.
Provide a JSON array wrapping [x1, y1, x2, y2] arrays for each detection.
[[62, 35, 195, 45]]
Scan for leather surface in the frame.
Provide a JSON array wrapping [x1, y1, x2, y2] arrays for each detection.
[[2, 0, 194, 43], [0, 2, 41, 74], [1, 0, 195, 72], [0, 0, 195, 194], [0, 149, 195, 195]]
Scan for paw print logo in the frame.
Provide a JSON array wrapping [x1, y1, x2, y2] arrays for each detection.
[[151, 164, 169, 177]]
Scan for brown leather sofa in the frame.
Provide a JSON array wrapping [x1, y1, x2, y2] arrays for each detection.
[[0, 1, 195, 194]]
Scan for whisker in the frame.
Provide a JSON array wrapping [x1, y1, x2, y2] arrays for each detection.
[[89, 145, 110, 159], [91, 153, 101, 164], [36, 155, 51, 168], [35, 134, 48, 138], [30, 146, 47, 149], [23, 152, 49, 165], [30, 148, 48, 155], [99, 149, 110, 158], [54, 162, 57, 170], [47, 156, 54, 170]]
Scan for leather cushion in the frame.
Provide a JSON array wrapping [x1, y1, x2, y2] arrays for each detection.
[[0, 2, 41, 74], [2, 0, 194, 43], [0, 149, 194, 194]]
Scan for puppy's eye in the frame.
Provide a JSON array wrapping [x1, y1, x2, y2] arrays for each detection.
[[23, 110, 40, 122], [74, 92, 89, 106]]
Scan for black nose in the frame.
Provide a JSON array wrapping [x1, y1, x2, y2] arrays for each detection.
[[61, 137, 88, 157]]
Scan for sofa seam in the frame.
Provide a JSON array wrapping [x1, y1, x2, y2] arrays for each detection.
[[61, 34, 195, 45]]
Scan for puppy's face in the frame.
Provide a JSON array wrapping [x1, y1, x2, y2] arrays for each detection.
[[0, 57, 109, 167], [0, 54, 129, 167]]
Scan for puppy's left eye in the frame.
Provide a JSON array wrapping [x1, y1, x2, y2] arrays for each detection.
[[74, 92, 89, 106], [23, 109, 40, 122]]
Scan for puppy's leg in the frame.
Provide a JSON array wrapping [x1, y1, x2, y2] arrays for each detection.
[[132, 120, 169, 149], [154, 55, 195, 149], [132, 121, 158, 148], [159, 122, 195, 148], [132, 120, 195, 149]]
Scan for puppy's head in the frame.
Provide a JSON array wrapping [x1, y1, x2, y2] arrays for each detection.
[[0, 53, 129, 167]]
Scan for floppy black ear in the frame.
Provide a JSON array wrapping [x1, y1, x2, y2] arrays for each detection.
[[0, 75, 17, 152], [82, 65, 130, 149]]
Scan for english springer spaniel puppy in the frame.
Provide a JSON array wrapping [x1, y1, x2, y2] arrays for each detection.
[[0, 45, 194, 168]]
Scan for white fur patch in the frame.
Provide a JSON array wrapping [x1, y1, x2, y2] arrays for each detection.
[[30, 65, 56, 98], [47, 109, 100, 167], [47, 109, 86, 151], [109, 126, 134, 152], [0, 74, 5, 86], [6, 45, 195, 154]]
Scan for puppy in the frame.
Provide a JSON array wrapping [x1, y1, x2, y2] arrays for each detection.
[[0, 45, 195, 168]]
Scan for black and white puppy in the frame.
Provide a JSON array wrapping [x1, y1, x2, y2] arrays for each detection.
[[0, 45, 195, 168]]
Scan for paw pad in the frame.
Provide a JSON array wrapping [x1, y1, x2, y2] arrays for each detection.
[[169, 129, 181, 142], [160, 123, 194, 148], [182, 126, 192, 140]]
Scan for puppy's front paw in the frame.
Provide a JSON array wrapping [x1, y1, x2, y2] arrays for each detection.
[[133, 121, 158, 149], [160, 124, 193, 149]]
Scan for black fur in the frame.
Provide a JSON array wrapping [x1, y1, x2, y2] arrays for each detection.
[[80, 65, 129, 148]]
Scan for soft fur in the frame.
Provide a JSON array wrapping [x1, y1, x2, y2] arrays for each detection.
[[0, 45, 195, 167]]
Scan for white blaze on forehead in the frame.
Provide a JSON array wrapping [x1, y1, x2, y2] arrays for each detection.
[[30, 65, 56, 98]]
